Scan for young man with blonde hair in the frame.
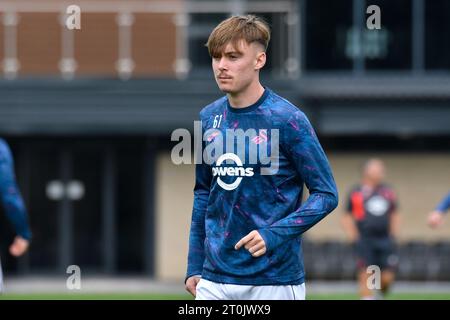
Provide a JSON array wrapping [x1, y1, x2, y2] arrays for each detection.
[[185, 15, 338, 300]]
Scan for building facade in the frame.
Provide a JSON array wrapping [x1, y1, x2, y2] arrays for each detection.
[[0, 0, 449, 280]]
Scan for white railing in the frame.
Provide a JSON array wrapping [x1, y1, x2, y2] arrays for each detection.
[[0, 0, 299, 80]]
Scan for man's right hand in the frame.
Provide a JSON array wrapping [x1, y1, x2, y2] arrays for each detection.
[[428, 210, 445, 229], [185, 276, 201, 297]]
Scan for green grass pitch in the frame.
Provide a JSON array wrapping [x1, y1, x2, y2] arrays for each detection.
[[1, 293, 450, 300]]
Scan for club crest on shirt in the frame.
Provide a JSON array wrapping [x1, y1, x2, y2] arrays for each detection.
[[366, 195, 389, 216]]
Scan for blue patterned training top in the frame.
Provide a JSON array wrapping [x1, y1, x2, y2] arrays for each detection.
[[186, 87, 338, 285]]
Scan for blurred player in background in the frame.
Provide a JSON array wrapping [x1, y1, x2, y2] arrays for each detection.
[[185, 15, 338, 300], [341, 158, 400, 300], [0, 138, 32, 293], [427, 192, 450, 229]]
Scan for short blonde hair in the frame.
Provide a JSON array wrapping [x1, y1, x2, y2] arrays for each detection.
[[206, 15, 271, 58]]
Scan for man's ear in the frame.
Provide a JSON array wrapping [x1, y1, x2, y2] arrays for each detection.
[[255, 51, 266, 70]]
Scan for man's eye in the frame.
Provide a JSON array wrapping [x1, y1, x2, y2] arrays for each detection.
[[229, 55, 238, 60]]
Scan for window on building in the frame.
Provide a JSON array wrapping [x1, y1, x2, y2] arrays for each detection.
[[305, 0, 353, 71], [305, 0, 414, 72], [365, 0, 412, 70], [425, 0, 450, 70], [188, 13, 228, 72]]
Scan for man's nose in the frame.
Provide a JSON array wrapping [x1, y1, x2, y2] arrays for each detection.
[[218, 57, 227, 70]]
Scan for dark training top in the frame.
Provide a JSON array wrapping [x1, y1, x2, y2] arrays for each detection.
[[346, 184, 397, 238]]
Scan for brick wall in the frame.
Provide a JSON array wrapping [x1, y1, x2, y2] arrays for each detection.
[[0, 2, 178, 77]]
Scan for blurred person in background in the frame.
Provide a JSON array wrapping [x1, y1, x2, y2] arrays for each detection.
[[341, 158, 400, 300], [0, 138, 32, 293], [427, 192, 450, 229]]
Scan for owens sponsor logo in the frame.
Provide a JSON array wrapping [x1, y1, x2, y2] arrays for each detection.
[[212, 153, 253, 191]]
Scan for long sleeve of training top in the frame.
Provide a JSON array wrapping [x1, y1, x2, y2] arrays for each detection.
[[0, 139, 32, 240], [186, 117, 212, 280], [257, 110, 338, 251], [436, 192, 450, 214]]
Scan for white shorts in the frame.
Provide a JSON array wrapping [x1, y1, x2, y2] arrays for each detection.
[[195, 278, 306, 300]]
